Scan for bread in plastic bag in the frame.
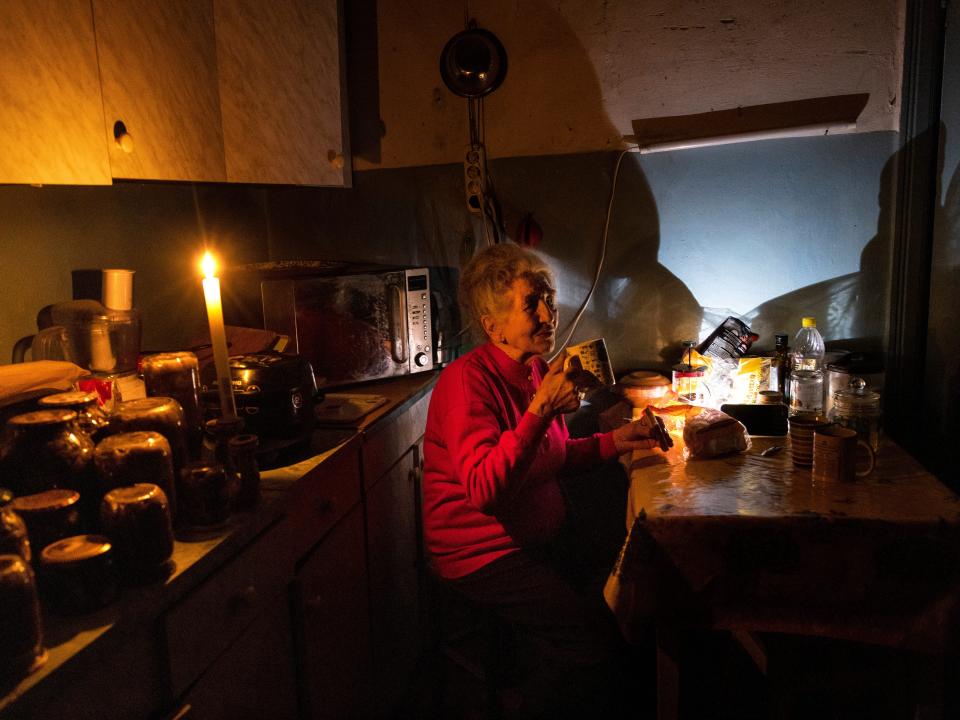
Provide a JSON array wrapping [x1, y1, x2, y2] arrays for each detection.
[[682, 407, 750, 458]]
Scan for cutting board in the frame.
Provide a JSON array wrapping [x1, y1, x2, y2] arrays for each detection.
[[315, 393, 388, 425]]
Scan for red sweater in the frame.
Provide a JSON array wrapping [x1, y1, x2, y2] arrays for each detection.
[[422, 341, 619, 579]]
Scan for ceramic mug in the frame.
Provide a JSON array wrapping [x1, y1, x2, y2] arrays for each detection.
[[812, 425, 875, 482], [788, 414, 832, 467], [564, 338, 615, 387]]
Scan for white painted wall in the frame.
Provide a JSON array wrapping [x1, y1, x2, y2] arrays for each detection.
[[370, 0, 905, 169]]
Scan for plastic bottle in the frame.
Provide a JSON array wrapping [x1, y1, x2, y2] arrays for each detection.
[[788, 317, 825, 415]]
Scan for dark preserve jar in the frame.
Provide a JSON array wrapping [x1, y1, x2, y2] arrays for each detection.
[[0, 554, 46, 678], [0, 410, 95, 498], [100, 483, 174, 583], [109, 398, 188, 480], [0, 505, 31, 563], [10, 489, 82, 555], [39, 534, 118, 614], [38, 390, 110, 441], [141, 352, 203, 457], [94, 431, 177, 520]]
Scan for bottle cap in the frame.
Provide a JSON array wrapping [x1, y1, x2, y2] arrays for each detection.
[[801, 317, 817, 328]]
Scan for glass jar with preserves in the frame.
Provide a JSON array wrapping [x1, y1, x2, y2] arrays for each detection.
[[39, 534, 119, 614], [829, 377, 881, 453], [100, 483, 174, 583], [0, 505, 31, 563], [38, 390, 110, 441], [0, 410, 95, 498], [141, 352, 203, 457], [0, 554, 46, 677], [10, 489, 82, 555], [109, 398, 188, 479], [94, 431, 176, 520]]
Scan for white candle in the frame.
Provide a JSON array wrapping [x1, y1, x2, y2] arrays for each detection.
[[200, 252, 237, 419]]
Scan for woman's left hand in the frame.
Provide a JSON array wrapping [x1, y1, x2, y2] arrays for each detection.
[[611, 415, 660, 454]]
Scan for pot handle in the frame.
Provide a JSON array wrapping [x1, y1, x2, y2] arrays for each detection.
[[11, 335, 34, 364]]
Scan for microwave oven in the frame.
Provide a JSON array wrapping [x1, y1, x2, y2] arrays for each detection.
[[222, 261, 459, 388]]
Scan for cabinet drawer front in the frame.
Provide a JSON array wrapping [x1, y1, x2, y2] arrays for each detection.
[[164, 519, 293, 698], [286, 443, 361, 558], [362, 390, 431, 488]]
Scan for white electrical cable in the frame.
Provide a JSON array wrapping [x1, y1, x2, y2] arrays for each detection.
[[552, 147, 637, 359]]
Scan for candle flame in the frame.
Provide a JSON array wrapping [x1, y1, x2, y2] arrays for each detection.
[[201, 252, 217, 279]]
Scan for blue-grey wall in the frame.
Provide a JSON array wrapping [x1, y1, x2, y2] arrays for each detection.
[[0, 130, 897, 378], [267, 131, 898, 373]]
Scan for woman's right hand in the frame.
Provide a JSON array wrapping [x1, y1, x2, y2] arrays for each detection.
[[529, 353, 590, 418]]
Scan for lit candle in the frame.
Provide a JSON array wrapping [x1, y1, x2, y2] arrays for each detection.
[[200, 252, 237, 419]]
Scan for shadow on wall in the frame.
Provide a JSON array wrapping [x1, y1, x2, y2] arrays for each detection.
[[745, 143, 898, 355]]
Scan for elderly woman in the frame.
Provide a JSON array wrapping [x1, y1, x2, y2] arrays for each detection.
[[422, 243, 658, 717]]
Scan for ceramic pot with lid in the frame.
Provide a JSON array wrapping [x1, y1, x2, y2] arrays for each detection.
[[618, 371, 671, 410]]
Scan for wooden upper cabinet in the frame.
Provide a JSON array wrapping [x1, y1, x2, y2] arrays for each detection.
[[92, 0, 227, 182], [214, 0, 350, 186], [0, 0, 111, 185]]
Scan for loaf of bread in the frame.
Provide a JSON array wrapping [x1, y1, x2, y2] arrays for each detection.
[[683, 408, 749, 458]]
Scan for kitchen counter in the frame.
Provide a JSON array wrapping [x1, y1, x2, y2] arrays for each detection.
[[0, 371, 438, 717]]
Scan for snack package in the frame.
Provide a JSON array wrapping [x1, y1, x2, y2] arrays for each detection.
[[698, 356, 771, 407], [682, 407, 750, 459]]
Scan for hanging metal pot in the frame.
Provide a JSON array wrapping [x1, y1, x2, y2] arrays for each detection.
[[439, 27, 508, 98]]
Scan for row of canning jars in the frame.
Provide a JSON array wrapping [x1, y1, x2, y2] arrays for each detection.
[[0, 382, 259, 680]]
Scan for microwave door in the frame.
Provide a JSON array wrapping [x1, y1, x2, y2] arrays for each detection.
[[388, 283, 408, 364], [261, 274, 410, 387]]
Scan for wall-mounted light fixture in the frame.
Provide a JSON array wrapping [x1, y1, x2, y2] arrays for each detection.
[[627, 120, 857, 154], [628, 94, 868, 154]]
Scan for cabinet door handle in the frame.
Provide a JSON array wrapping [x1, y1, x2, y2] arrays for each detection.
[[314, 497, 333, 515], [113, 120, 134, 153]]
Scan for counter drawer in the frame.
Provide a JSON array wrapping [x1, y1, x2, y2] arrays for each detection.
[[285, 441, 362, 558], [164, 519, 294, 698], [362, 389, 431, 488]]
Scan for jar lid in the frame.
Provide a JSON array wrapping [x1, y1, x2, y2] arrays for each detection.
[[103, 483, 165, 506], [41, 535, 112, 564], [833, 377, 881, 412], [619, 371, 671, 388], [11, 489, 80, 513], [39, 391, 99, 409], [7, 409, 77, 427], [115, 397, 180, 419], [95, 431, 170, 455]]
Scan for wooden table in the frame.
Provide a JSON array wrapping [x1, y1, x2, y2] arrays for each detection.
[[604, 433, 960, 717]]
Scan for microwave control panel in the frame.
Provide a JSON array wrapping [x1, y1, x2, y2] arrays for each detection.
[[406, 269, 434, 372]]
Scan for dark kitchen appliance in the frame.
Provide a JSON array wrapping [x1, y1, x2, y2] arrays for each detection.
[[201, 352, 318, 447], [221, 262, 460, 388]]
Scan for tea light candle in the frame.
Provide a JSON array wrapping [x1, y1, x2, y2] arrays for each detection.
[[200, 252, 237, 419]]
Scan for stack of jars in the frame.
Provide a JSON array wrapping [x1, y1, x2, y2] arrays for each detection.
[[0, 350, 261, 681]]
